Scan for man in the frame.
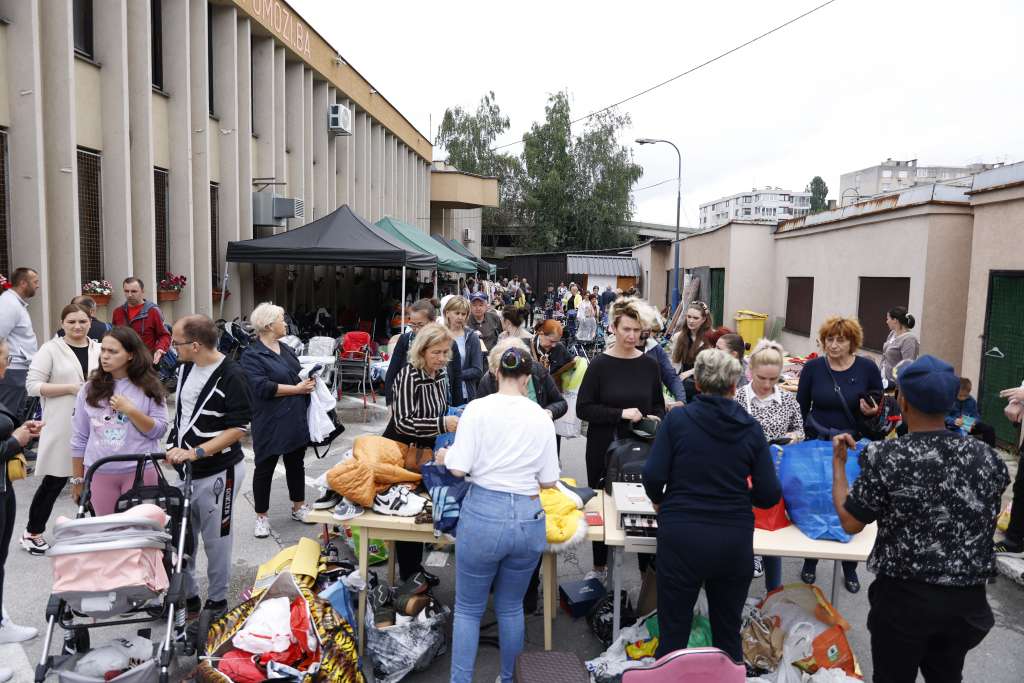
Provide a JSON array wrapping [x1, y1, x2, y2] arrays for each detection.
[[57, 295, 110, 342], [112, 277, 171, 363], [832, 355, 1008, 683], [599, 284, 616, 314], [466, 292, 502, 354], [383, 299, 438, 404], [165, 315, 252, 632], [522, 278, 535, 326], [542, 284, 558, 320], [0, 267, 39, 419]]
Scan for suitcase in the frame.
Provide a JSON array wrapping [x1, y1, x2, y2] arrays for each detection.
[[513, 651, 589, 683]]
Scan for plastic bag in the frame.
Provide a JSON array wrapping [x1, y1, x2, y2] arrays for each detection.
[[75, 636, 153, 677], [587, 590, 637, 647], [232, 596, 293, 654], [365, 598, 450, 683], [421, 461, 469, 538], [779, 439, 864, 542], [998, 502, 1012, 532], [760, 584, 860, 680], [555, 390, 583, 438], [754, 446, 791, 530], [343, 526, 389, 566], [586, 611, 658, 683], [434, 406, 463, 450]]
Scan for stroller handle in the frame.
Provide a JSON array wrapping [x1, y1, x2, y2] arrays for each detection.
[[83, 453, 192, 490]]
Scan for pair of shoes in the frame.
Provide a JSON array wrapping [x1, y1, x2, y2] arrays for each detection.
[[844, 573, 861, 594], [584, 568, 608, 585], [373, 486, 426, 516], [254, 516, 271, 538], [753, 555, 765, 579], [368, 582, 395, 628], [291, 504, 315, 524], [20, 532, 49, 556], [331, 499, 364, 522], [314, 490, 343, 510], [994, 540, 1024, 558], [0, 615, 38, 644]]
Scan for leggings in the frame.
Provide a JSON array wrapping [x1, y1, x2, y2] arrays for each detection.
[[0, 488, 15, 616], [252, 446, 307, 514], [90, 466, 158, 516], [27, 475, 68, 534]]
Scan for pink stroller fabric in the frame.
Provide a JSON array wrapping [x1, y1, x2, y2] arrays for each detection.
[[621, 647, 746, 683]]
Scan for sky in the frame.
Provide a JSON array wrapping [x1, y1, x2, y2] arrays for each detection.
[[290, 0, 1024, 227]]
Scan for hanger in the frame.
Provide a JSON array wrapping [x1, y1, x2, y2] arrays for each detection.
[[985, 346, 1006, 359]]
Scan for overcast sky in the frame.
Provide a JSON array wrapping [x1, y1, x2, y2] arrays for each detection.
[[291, 0, 1023, 227]]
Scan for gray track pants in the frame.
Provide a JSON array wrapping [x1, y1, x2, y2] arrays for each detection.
[[181, 461, 245, 603]]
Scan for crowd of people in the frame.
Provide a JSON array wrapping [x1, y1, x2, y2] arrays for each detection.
[[0, 264, 1018, 683]]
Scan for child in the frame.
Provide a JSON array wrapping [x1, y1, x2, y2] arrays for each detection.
[[946, 377, 996, 446]]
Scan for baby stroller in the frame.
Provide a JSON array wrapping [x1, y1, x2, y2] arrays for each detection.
[[35, 454, 194, 683]]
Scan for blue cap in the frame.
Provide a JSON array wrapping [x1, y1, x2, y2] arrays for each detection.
[[897, 355, 959, 414], [469, 292, 488, 302]]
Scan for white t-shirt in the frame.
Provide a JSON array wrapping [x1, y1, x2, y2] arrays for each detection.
[[178, 358, 224, 423], [444, 393, 560, 496]]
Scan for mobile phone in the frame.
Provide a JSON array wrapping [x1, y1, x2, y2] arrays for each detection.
[[585, 511, 604, 526]]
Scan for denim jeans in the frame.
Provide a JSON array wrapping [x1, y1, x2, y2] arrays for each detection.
[[450, 484, 547, 683]]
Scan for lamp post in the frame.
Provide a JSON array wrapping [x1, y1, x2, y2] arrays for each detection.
[[637, 138, 682, 315]]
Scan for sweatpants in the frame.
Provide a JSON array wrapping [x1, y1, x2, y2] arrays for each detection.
[[181, 461, 245, 603], [868, 575, 992, 683], [252, 446, 306, 514], [655, 519, 752, 662], [0, 489, 15, 616], [26, 475, 68, 535]]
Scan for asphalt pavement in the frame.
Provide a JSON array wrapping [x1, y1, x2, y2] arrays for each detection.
[[2, 396, 1023, 682]]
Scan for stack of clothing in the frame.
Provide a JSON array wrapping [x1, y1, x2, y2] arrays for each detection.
[[326, 436, 423, 508]]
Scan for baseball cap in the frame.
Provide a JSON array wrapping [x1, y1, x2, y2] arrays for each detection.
[[469, 292, 488, 302], [897, 355, 959, 414]]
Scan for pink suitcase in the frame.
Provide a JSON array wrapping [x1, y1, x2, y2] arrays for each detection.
[[621, 647, 746, 683]]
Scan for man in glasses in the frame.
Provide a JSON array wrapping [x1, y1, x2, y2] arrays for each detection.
[[384, 299, 438, 405]]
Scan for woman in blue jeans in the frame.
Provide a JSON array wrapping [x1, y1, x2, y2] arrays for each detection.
[[437, 347, 560, 683]]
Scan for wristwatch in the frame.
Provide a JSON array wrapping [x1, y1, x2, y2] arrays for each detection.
[[194, 447, 206, 460]]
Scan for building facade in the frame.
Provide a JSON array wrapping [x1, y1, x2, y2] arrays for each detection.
[[838, 158, 1005, 206], [698, 187, 812, 230], [0, 0, 436, 338]]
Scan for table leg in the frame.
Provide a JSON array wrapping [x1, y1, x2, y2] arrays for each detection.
[[830, 559, 840, 607], [357, 529, 368, 656], [386, 541, 397, 586], [542, 552, 555, 651], [611, 547, 623, 643]]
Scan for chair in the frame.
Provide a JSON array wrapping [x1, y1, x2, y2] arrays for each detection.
[[338, 331, 376, 417], [621, 647, 745, 683]]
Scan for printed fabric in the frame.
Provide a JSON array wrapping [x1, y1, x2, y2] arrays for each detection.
[[844, 431, 1009, 585]]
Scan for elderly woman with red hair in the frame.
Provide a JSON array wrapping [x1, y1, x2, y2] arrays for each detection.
[[530, 319, 576, 384]]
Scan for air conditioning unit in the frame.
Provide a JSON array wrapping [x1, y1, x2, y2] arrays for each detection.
[[463, 228, 474, 243], [252, 192, 304, 226], [328, 103, 352, 136]]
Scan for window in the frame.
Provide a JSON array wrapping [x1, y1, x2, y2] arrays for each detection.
[[857, 277, 910, 351], [897, 170, 908, 179], [77, 148, 103, 281], [0, 131, 9, 276], [917, 168, 929, 178], [151, 0, 163, 89], [882, 170, 893, 179], [743, 195, 752, 203], [784, 277, 814, 335], [743, 208, 751, 216], [154, 168, 169, 276], [210, 183, 220, 283], [73, 0, 94, 59]]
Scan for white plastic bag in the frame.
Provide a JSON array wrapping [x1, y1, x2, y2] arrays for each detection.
[[554, 390, 582, 438], [75, 636, 153, 677], [808, 668, 862, 682], [777, 621, 815, 683], [231, 596, 293, 654]]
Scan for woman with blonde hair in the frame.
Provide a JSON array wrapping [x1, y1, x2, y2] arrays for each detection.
[[443, 295, 484, 404]]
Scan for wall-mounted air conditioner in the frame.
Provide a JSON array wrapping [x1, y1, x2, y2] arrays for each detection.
[[328, 104, 353, 136], [253, 192, 305, 227], [463, 228, 474, 243]]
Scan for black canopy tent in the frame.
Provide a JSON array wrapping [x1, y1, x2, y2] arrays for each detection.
[[225, 204, 437, 326]]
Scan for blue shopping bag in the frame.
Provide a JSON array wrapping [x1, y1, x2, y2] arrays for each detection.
[[778, 439, 865, 542], [421, 461, 469, 538], [434, 406, 464, 450]]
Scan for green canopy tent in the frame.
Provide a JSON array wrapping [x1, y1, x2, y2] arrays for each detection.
[[375, 217, 477, 297], [432, 234, 496, 277]]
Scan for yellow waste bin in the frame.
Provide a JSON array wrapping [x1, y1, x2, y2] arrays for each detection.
[[734, 310, 768, 344]]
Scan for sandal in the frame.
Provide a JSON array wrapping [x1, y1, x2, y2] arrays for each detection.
[[800, 569, 816, 585], [844, 574, 861, 594]]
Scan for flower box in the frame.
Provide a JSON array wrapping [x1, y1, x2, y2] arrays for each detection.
[[157, 290, 180, 302]]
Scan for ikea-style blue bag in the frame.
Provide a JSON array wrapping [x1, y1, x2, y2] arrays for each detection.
[[420, 461, 468, 538], [433, 406, 464, 450], [779, 438, 866, 542]]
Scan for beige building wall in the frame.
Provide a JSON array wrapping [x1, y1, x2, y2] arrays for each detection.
[[0, 24, 9, 127], [632, 241, 670, 309], [726, 224, 775, 322]]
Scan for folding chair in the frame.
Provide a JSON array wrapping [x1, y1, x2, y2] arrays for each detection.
[[337, 331, 376, 418]]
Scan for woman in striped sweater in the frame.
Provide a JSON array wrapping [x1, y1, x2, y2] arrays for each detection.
[[382, 323, 459, 582]]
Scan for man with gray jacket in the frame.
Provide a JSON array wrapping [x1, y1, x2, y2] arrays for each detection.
[[0, 268, 39, 418]]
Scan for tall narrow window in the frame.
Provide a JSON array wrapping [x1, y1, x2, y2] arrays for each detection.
[[77, 148, 104, 282], [73, 0, 94, 59], [154, 168, 169, 277], [210, 183, 220, 285], [0, 131, 9, 277], [151, 0, 163, 89]]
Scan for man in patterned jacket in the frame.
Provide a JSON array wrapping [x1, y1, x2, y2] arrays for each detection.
[[831, 355, 1008, 683]]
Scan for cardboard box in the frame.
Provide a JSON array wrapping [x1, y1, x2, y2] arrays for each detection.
[[558, 578, 606, 619]]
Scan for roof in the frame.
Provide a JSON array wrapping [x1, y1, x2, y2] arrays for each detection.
[[375, 217, 477, 273], [566, 254, 641, 277], [968, 160, 1024, 195], [432, 234, 496, 275], [681, 220, 774, 240], [776, 184, 970, 233]]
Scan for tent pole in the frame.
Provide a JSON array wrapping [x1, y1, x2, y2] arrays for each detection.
[[400, 266, 406, 330], [218, 267, 230, 321], [433, 270, 438, 299]]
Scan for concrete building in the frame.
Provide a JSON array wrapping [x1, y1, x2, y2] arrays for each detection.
[[838, 158, 1005, 206], [698, 187, 812, 230], [429, 162, 498, 257], [0, 0, 452, 338]]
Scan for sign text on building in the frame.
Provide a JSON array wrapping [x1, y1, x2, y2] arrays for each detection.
[[243, 0, 312, 59]]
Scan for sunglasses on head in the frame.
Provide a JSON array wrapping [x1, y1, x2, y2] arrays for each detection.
[[689, 301, 709, 312]]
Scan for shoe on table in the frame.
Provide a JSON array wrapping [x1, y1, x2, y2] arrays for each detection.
[[331, 499, 364, 522], [753, 555, 765, 579], [314, 490, 343, 510], [584, 568, 608, 585], [0, 616, 37, 644], [994, 539, 1024, 558], [254, 516, 271, 538], [20, 532, 49, 556], [373, 486, 426, 517], [291, 504, 315, 524]]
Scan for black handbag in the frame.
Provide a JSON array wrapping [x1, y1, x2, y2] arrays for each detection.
[[603, 420, 658, 494]]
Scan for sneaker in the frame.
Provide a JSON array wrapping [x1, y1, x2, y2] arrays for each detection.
[[314, 490, 343, 510], [290, 504, 315, 524], [0, 666, 11, 682], [254, 516, 271, 538], [20, 532, 49, 556], [368, 583, 395, 628], [753, 555, 765, 578], [186, 595, 202, 620], [994, 540, 1024, 558], [394, 572, 431, 601], [584, 568, 608, 585], [373, 486, 426, 517], [0, 618, 37, 644], [331, 499, 365, 522]]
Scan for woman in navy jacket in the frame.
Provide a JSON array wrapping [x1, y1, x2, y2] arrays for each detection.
[[643, 348, 780, 663], [240, 303, 315, 538]]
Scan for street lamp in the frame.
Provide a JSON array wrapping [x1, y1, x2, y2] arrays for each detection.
[[637, 138, 682, 315]]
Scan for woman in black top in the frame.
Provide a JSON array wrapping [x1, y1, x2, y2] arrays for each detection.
[[577, 297, 665, 582]]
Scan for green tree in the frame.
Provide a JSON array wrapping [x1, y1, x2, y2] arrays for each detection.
[[807, 176, 829, 213]]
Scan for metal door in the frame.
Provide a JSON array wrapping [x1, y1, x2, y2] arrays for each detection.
[[710, 268, 726, 328], [979, 271, 1024, 445]]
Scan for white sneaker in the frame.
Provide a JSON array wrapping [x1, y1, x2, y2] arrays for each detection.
[[20, 532, 49, 556], [290, 504, 315, 524], [0, 617, 38, 643], [753, 555, 765, 578], [373, 486, 426, 517], [254, 516, 271, 538], [331, 499, 365, 522], [0, 665, 11, 682], [584, 568, 608, 585]]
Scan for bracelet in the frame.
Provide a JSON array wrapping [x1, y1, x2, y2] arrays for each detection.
[[68, 477, 84, 486]]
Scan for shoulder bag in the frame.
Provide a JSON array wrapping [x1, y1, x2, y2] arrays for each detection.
[[603, 419, 659, 494]]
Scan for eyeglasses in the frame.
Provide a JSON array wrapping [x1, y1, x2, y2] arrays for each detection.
[[170, 339, 194, 347]]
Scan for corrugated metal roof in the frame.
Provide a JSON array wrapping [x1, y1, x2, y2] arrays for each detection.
[[776, 184, 969, 233], [969, 160, 1024, 194], [567, 254, 641, 277]]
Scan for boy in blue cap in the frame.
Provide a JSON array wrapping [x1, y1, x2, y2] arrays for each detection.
[[830, 355, 1008, 683]]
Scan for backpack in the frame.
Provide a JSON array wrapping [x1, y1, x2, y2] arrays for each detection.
[[603, 430, 656, 494]]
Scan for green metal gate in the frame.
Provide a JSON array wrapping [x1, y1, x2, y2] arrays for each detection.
[[710, 268, 725, 328], [979, 271, 1024, 445]]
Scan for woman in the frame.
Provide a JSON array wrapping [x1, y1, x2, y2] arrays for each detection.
[[384, 323, 459, 582], [716, 332, 750, 388], [530, 320, 575, 384], [442, 296, 484, 405], [577, 297, 665, 582], [563, 283, 582, 312], [635, 301, 687, 405], [643, 349, 780, 661], [69, 327, 168, 516], [796, 316, 882, 592], [577, 295, 598, 342], [735, 339, 804, 592], [22, 304, 101, 554], [498, 307, 532, 343], [0, 338, 44, 667], [671, 301, 713, 401], [240, 303, 316, 538], [439, 347, 559, 683], [880, 306, 919, 387]]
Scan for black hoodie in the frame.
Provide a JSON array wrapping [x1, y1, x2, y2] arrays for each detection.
[[643, 394, 781, 527]]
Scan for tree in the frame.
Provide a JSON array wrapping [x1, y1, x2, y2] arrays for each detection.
[[807, 176, 829, 213]]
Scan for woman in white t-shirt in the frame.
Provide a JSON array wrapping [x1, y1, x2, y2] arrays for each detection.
[[438, 347, 560, 683]]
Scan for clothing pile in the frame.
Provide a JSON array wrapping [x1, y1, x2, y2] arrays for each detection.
[[325, 436, 422, 508], [364, 571, 450, 683], [540, 478, 596, 552], [217, 596, 319, 682], [72, 635, 154, 680]]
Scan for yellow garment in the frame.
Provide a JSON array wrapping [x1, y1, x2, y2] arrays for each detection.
[[540, 478, 585, 546], [626, 637, 659, 660], [253, 537, 321, 591]]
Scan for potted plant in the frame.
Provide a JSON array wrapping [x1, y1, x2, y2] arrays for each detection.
[[158, 273, 187, 302], [0, 275, 11, 292], [82, 280, 113, 305], [212, 287, 230, 302]]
